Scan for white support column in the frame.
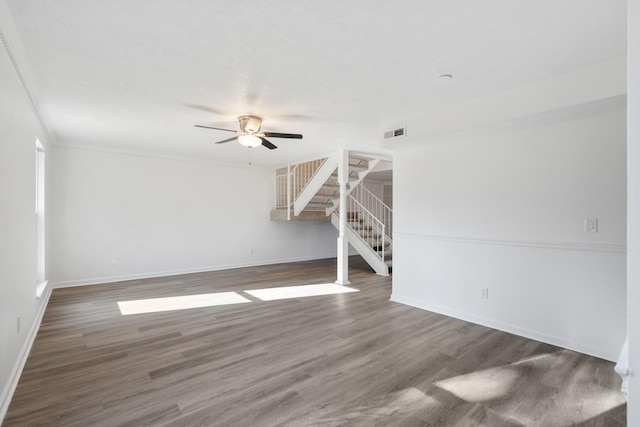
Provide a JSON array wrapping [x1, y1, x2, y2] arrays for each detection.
[[336, 149, 350, 285], [627, 0, 640, 423], [286, 163, 291, 221]]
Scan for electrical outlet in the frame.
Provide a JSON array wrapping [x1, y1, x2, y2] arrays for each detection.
[[584, 218, 598, 233], [481, 288, 489, 299], [17, 316, 20, 333], [111, 258, 118, 266]]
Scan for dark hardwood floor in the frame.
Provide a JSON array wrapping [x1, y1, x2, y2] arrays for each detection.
[[3, 257, 626, 426]]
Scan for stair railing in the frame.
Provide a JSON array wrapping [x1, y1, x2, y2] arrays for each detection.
[[292, 157, 327, 201], [350, 183, 393, 242], [275, 166, 291, 219], [275, 157, 328, 218], [337, 194, 387, 263]]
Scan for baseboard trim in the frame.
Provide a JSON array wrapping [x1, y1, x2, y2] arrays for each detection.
[[0, 282, 53, 423], [393, 232, 626, 253], [51, 255, 337, 289], [389, 294, 618, 362]]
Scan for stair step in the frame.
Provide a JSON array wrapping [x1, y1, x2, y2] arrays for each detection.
[[349, 224, 372, 230], [348, 154, 374, 162], [324, 177, 357, 187], [355, 230, 388, 238], [369, 241, 391, 248], [329, 176, 359, 186], [347, 219, 366, 225], [316, 188, 340, 196], [321, 182, 341, 189], [306, 201, 334, 209], [270, 209, 330, 222], [356, 233, 380, 238], [311, 195, 338, 203]]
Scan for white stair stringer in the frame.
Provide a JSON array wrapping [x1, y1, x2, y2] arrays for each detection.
[[331, 212, 390, 276], [294, 156, 339, 216]]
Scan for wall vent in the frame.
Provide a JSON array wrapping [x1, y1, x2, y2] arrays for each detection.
[[383, 126, 406, 140]]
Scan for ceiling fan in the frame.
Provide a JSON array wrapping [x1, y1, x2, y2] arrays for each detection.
[[195, 115, 302, 150]]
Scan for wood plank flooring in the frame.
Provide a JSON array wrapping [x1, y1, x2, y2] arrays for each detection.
[[3, 257, 626, 426]]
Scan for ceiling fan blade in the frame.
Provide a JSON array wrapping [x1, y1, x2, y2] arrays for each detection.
[[262, 132, 303, 139], [214, 136, 239, 144], [183, 104, 233, 115], [260, 138, 278, 150], [194, 124, 238, 133]]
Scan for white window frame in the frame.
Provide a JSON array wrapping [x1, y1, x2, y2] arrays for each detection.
[[35, 138, 46, 298]]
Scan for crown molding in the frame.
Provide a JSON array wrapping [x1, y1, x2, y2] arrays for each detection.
[[52, 143, 274, 171], [0, 1, 57, 146]]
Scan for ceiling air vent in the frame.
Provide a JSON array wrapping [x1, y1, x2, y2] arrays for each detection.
[[383, 126, 406, 141]]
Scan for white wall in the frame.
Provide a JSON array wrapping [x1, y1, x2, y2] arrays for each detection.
[[628, 0, 639, 423], [383, 185, 393, 209], [50, 147, 338, 286], [0, 30, 51, 419], [391, 108, 627, 361], [363, 180, 384, 201]]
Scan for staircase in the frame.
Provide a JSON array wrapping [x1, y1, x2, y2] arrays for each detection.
[[271, 153, 393, 275]]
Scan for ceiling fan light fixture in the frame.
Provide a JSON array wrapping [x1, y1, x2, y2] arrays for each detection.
[[238, 134, 262, 148], [239, 115, 262, 133]]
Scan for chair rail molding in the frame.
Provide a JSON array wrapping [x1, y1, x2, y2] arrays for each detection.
[[393, 232, 626, 253]]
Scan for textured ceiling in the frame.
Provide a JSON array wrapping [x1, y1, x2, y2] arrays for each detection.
[[3, 0, 627, 166]]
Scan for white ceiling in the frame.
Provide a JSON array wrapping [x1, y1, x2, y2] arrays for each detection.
[[3, 0, 627, 166]]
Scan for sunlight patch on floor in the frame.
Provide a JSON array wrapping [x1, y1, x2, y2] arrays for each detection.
[[117, 292, 251, 315], [434, 351, 627, 426], [566, 391, 627, 424], [245, 283, 359, 301], [379, 387, 441, 415], [117, 283, 360, 315], [435, 366, 521, 402], [339, 387, 441, 423]]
